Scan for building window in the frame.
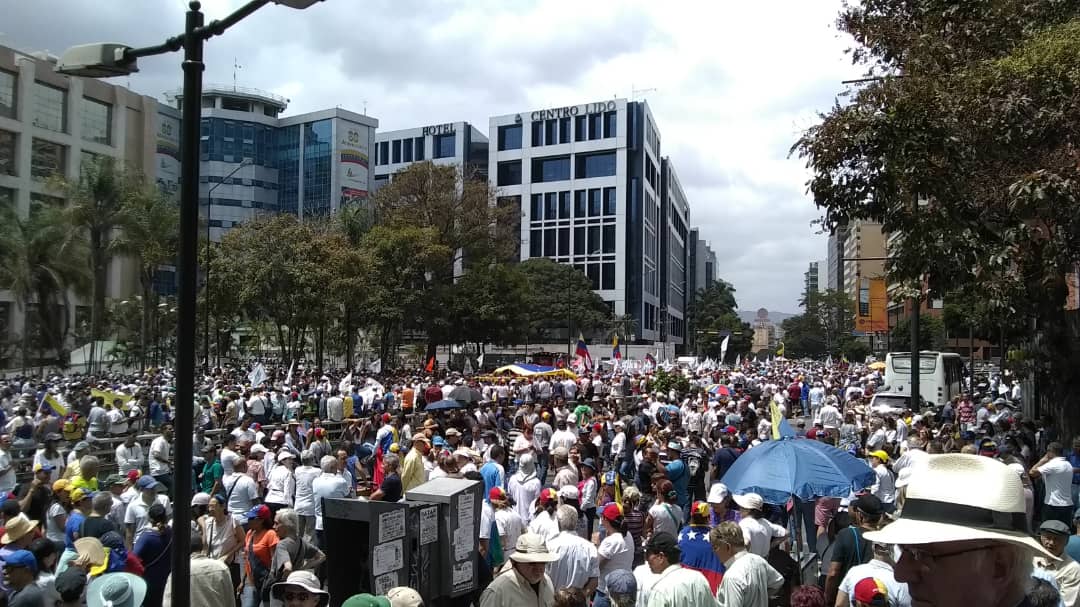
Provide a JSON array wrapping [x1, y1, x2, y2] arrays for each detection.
[[403, 138, 413, 163], [0, 130, 14, 176], [80, 150, 103, 174], [531, 156, 570, 183], [588, 114, 602, 140], [589, 189, 602, 217], [559, 117, 571, 144], [603, 187, 617, 215], [558, 227, 570, 256], [81, 98, 111, 145], [0, 71, 15, 119], [434, 133, 455, 158], [497, 160, 521, 186], [586, 264, 600, 290], [378, 141, 389, 166], [544, 120, 557, 146], [575, 116, 587, 142], [392, 140, 401, 164], [587, 225, 600, 254], [604, 111, 617, 138], [221, 97, 250, 112], [602, 262, 615, 290], [559, 191, 571, 219], [531, 121, 543, 147], [574, 190, 587, 218], [32, 82, 66, 133], [31, 138, 66, 181], [0, 187, 14, 211], [530, 229, 542, 257], [544, 192, 557, 220], [576, 152, 616, 179], [498, 125, 522, 151], [544, 229, 556, 257], [574, 227, 585, 255], [414, 137, 425, 161], [530, 194, 543, 220]]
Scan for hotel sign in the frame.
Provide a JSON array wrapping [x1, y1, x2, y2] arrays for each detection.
[[530, 100, 618, 121], [422, 123, 456, 136]]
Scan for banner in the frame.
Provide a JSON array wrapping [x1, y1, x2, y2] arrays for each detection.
[[248, 363, 267, 387], [90, 389, 132, 407], [720, 336, 730, 363], [368, 358, 382, 374], [283, 360, 295, 387], [339, 372, 353, 395], [855, 277, 888, 333]]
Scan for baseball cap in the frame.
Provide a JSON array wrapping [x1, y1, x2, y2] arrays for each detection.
[[33, 462, 55, 473], [645, 532, 678, 554], [381, 413, 391, 423], [489, 487, 506, 501], [385, 587, 423, 607], [52, 479, 71, 493], [136, 476, 160, 491], [601, 503, 623, 523], [853, 494, 884, 516], [867, 450, 890, 462], [707, 483, 730, 504], [2, 549, 37, 573], [853, 577, 888, 606], [538, 488, 559, 506], [341, 595, 391, 607], [246, 505, 272, 522], [558, 485, 579, 501], [126, 470, 141, 482], [69, 488, 94, 503]]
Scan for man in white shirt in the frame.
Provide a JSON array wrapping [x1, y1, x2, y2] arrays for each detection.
[[808, 383, 826, 420], [115, 434, 144, 476], [265, 451, 297, 511], [549, 419, 578, 454], [220, 434, 241, 476], [836, 541, 911, 607], [106, 403, 128, 435], [222, 459, 260, 526], [148, 424, 173, 493], [311, 455, 350, 547], [733, 493, 786, 557], [641, 532, 717, 607], [124, 475, 171, 548], [326, 390, 344, 422], [711, 521, 784, 607], [0, 435, 16, 494], [1031, 441, 1076, 526], [546, 505, 599, 594], [819, 398, 843, 434]]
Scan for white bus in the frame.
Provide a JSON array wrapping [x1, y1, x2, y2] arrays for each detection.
[[883, 351, 965, 408]]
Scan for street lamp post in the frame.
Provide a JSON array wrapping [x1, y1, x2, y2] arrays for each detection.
[[204, 158, 252, 369], [55, 3, 324, 605]]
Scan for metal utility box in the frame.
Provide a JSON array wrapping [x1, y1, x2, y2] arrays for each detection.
[[406, 477, 483, 598], [323, 498, 417, 605]]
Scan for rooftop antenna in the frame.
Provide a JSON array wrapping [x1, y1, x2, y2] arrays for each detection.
[[363, 99, 368, 115], [233, 58, 242, 91]]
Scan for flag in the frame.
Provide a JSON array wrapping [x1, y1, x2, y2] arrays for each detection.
[[719, 335, 730, 363], [678, 522, 726, 594], [825, 355, 833, 368], [90, 389, 132, 407], [486, 517, 504, 569], [463, 357, 474, 375], [575, 333, 593, 370], [41, 393, 67, 417], [735, 354, 742, 367], [612, 335, 621, 360], [644, 352, 656, 370], [248, 363, 267, 387], [368, 358, 382, 374], [776, 341, 785, 357], [339, 372, 353, 395], [425, 355, 436, 373], [770, 399, 797, 439], [283, 360, 295, 388]]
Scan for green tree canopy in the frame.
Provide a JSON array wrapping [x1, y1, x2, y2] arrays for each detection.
[[517, 258, 613, 344], [687, 280, 752, 359]]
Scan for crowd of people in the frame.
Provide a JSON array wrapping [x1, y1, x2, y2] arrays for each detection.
[[0, 358, 1062, 607]]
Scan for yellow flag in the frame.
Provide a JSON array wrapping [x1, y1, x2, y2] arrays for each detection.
[[770, 400, 783, 440], [776, 341, 785, 357]]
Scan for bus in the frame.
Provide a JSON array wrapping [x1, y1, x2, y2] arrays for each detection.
[[883, 351, 965, 408]]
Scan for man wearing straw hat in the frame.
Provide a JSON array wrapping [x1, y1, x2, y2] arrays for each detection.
[[865, 454, 1058, 607], [479, 533, 558, 607]]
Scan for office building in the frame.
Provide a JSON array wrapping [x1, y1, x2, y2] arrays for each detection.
[[170, 84, 378, 241], [372, 121, 488, 192], [826, 224, 848, 292], [0, 45, 158, 360], [490, 98, 669, 343], [803, 260, 825, 306], [659, 157, 689, 351], [687, 227, 718, 300]]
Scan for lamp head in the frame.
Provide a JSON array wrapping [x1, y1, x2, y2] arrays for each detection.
[[55, 43, 138, 78], [273, 0, 324, 8]]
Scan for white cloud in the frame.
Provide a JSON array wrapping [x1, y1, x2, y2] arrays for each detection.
[[5, 0, 864, 312]]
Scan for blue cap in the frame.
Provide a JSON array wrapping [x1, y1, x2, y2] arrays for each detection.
[[606, 569, 636, 596], [136, 476, 160, 490], [512, 399, 523, 405], [433, 436, 446, 447], [3, 550, 37, 573]]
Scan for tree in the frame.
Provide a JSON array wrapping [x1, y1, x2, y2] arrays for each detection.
[[780, 313, 829, 359], [48, 156, 133, 372], [447, 263, 529, 350], [889, 314, 947, 352], [334, 203, 377, 369], [687, 281, 752, 359], [517, 258, 613, 346], [803, 289, 857, 357], [111, 183, 179, 372], [0, 203, 89, 369]]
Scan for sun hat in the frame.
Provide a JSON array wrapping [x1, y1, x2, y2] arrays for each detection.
[[272, 571, 329, 607], [707, 483, 730, 504], [385, 586, 424, 607], [558, 485, 579, 501], [191, 492, 211, 507], [509, 533, 559, 563], [853, 577, 888, 606], [444, 428, 461, 438], [341, 595, 391, 607], [86, 571, 147, 607], [864, 453, 1056, 560], [278, 451, 297, 461], [2, 514, 38, 544], [2, 549, 37, 573], [732, 492, 764, 511], [74, 537, 108, 575]]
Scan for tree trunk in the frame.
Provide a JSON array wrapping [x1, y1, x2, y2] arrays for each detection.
[[277, 323, 288, 363], [140, 276, 151, 373], [345, 307, 353, 372], [89, 229, 107, 375], [316, 323, 325, 371]]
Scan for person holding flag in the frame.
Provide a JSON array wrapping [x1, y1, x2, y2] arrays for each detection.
[[576, 333, 593, 371]]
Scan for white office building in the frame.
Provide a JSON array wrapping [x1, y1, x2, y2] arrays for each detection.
[[490, 98, 667, 343], [372, 121, 488, 192]]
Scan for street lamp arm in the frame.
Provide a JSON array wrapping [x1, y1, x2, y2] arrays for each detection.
[[120, 0, 271, 64]]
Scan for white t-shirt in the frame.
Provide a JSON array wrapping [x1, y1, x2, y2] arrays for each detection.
[[597, 531, 634, 593], [148, 436, 171, 475], [33, 451, 64, 482], [1039, 457, 1074, 507], [311, 473, 349, 531], [220, 447, 241, 476], [0, 448, 16, 492], [222, 473, 259, 526], [492, 508, 525, 556], [292, 466, 322, 516]]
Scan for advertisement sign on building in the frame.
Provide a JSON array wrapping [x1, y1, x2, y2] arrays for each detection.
[[855, 277, 888, 333], [337, 120, 370, 207]]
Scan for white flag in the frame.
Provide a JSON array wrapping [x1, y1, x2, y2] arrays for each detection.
[[248, 363, 267, 387], [735, 354, 742, 367], [463, 356, 474, 375], [720, 336, 730, 363], [283, 360, 295, 387], [368, 359, 382, 374], [339, 372, 353, 395], [826, 355, 833, 367], [477, 353, 485, 371]]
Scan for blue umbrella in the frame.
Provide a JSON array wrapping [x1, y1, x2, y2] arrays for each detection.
[[425, 399, 463, 411], [720, 438, 875, 505]]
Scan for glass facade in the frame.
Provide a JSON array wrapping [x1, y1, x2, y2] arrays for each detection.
[[576, 152, 617, 179], [277, 124, 300, 215], [497, 160, 521, 186], [498, 125, 522, 151], [30, 138, 65, 181], [302, 119, 332, 217], [531, 156, 570, 183], [0, 130, 14, 176], [81, 98, 111, 145], [0, 71, 14, 119], [201, 118, 278, 166], [434, 133, 455, 158], [32, 82, 66, 133]]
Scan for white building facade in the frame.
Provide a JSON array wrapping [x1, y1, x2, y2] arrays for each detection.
[[372, 121, 488, 192]]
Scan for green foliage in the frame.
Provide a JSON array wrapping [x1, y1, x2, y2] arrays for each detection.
[[447, 263, 530, 347], [517, 258, 613, 342], [889, 314, 947, 351], [687, 281, 752, 358], [780, 313, 829, 359], [651, 368, 690, 396]]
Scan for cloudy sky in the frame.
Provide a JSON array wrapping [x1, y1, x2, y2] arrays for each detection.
[[6, 0, 863, 314]]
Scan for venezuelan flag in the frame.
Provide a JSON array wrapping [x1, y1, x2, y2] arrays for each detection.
[[41, 393, 67, 417]]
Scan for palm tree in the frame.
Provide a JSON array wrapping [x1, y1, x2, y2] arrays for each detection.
[[110, 182, 180, 372], [0, 203, 90, 370], [48, 156, 131, 373], [610, 313, 638, 359]]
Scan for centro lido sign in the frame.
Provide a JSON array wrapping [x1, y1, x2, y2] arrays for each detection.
[[530, 101, 618, 121]]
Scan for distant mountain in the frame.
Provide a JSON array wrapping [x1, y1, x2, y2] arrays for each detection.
[[737, 310, 798, 325]]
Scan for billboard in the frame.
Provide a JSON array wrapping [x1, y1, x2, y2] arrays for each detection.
[[855, 277, 888, 333], [155, 110, 181, 198], [336, 120, 371, 207]]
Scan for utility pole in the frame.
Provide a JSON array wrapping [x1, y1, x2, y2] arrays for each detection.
[[910, 296, 920, 407]]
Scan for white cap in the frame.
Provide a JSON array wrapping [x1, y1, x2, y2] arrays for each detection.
[[732, 492, 764, 511], [707, 483, 729, 504]]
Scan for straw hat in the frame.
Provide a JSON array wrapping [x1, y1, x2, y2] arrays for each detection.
[[272, 571, 329, 607], [509, 533, 559, 563], [865, 454, 1055, 560], [1, 514, 38, 544]]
